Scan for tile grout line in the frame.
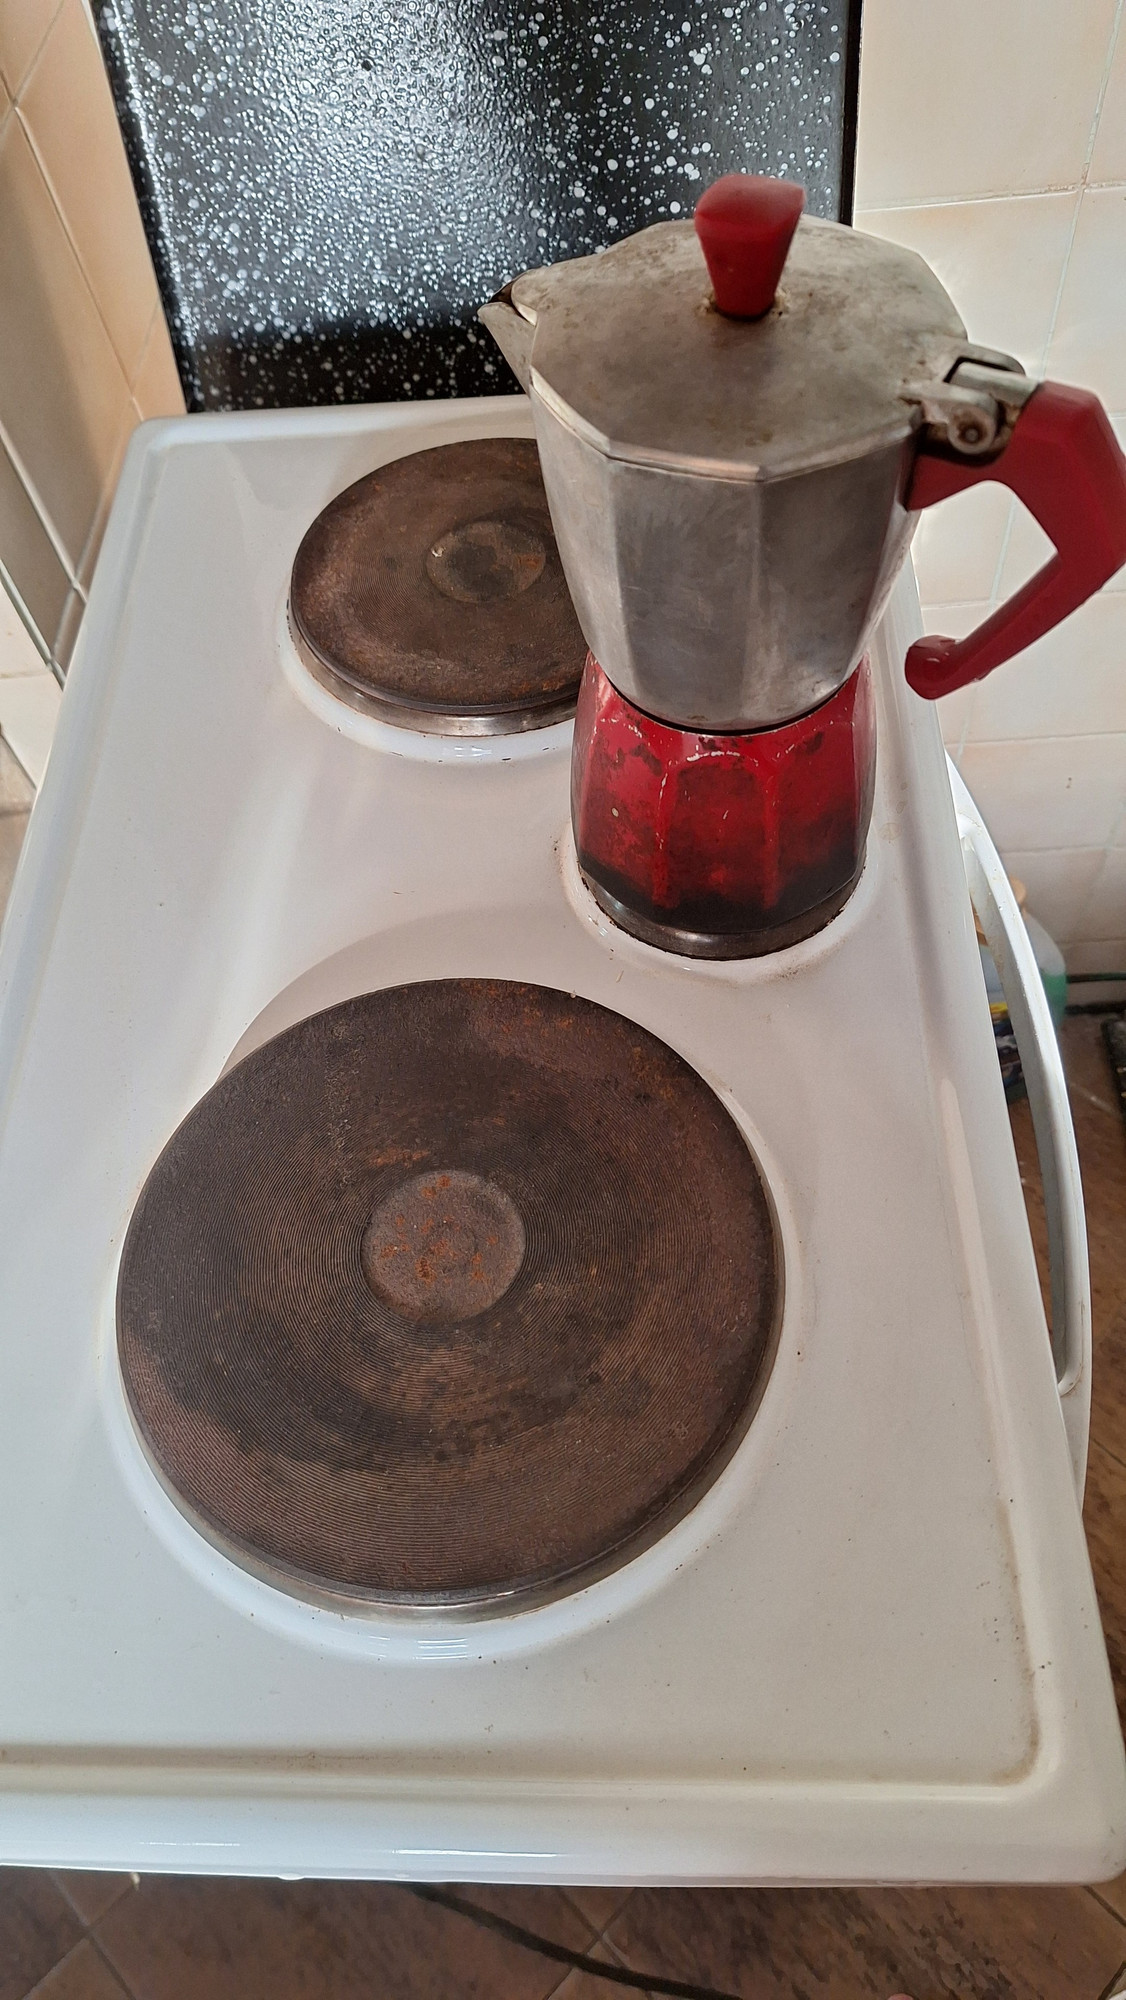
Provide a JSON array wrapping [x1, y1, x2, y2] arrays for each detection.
[[0, 561, 53, 669], [1085, 0, 1126, 183], [21, 1937, 87, 2000], [0, 412, 83, 598], [3, 25, 153, 625], [445, 1893, 626, 2000], [1074, 849, 1113, 952], [89, 1928, 143, 2000], [539, 1892, 645, 1995], [958, 724, 1126, 749], [128, 302, 160, 398], [1096, 1958, 1126, 2000], [11, 92, 139, 448], [1036, 7, 1121, 384], [54, 1875, 142, 1997], [4, 0, 171, 633], [559, 1887, 593, 1932], [926, 583, 1126, 605], [0, 0, 66, 104], [558, 1886, 635, 1940], [63, 315, 162, 634], [53, 1874, 137, 1930], [1059, 832, 1115, 950], [13, 67, 161, 410], [14, 95, 154, 403], [1105, 790, 1126, 849], [1093, 1432, 1126, 1477], [17, 1884, 140, 2000], [1038, 184, 1085, 380], [858, 182, 1091, 214], [72, 340, 153, 598], [600, 1928, 663, 2000], [986, 499, 1016, 623], [540, 1973, 575, 1999]]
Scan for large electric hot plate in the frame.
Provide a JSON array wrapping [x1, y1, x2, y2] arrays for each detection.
[[117, 979, 780, 1609]]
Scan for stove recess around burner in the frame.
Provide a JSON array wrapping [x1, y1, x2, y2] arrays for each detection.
[[289, 439, 588, 734], [117, 979, 781, 1612]]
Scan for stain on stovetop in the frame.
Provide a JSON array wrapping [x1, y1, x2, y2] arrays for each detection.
[[117, 979, 780, 1606], [94, 0, 856, 411]]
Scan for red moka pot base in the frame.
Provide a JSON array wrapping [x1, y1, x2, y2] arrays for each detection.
[[571, 656, 877, 958]]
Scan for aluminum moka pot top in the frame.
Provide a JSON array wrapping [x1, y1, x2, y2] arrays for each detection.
[[480, 176, 1021, 731], [483, 192, 968, 484]]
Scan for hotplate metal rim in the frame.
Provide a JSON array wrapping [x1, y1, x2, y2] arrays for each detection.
[[99, 1052, 797, 1663], [288, 613, 579, 737]]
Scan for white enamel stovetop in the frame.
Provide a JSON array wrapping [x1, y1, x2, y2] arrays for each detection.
[[0, 397, 1122, 1885]]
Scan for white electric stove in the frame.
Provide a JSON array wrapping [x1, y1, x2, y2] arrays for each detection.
[[0, 397, 1122, 1885]]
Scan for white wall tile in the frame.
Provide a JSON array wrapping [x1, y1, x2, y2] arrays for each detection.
[[0, 732, 33, 809], [855, 194, 1078, 374], [965, 592, 1126, 742], [0, 113, 133, 571], [19, 0, 161, 384], [994, 416, 1126, 605], [1046, 187, 1126, 412], [0, 573, 45, 676], [1082, 846, 1126, 942], [855, 0, 1126, 875], [0, 0, 61, 97], [921, 425, 1126, 619], [992, 846, 1104, 943], [0, 663, 58, 783], [917, 602, 992, 750], [1065, 939, 1126, 976], [918, 599, 993, 641], [0, 429, 68, 644], [0, 797, 28, 911], [854, 0, 1116, 208], [910, 483, 1012, 605], [78, 398, 135, 589], [935, 682, 976, 753], [994, 499, 1062, 602], [1089, 15, 1126, 185], [130, 307, 184, 422], [958, 734, 1126, 850]]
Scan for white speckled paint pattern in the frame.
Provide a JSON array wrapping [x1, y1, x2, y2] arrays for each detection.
[[94, 0, 852, 408]]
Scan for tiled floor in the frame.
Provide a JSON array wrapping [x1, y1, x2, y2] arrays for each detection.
[[1, 755, 1125, 1999]]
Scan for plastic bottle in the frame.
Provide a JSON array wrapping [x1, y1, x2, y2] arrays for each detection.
[[978, 878, 1067, 1100]]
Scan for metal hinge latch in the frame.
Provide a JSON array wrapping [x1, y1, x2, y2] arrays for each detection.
[[905, 344, 1039, 459]]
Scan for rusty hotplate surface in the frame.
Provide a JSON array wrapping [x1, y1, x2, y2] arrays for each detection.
[[289, 439, 587, 734], [117, 979, 781, 1612]]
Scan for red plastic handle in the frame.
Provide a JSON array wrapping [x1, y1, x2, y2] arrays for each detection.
[[904, 382, 1126, 699], [694, 174, 804, 319]]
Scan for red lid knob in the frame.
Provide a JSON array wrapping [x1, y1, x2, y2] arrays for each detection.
[[694, 174, 805, 319]]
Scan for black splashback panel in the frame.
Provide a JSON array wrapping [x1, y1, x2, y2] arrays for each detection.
[[95, 0, 860, 412]]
